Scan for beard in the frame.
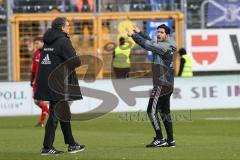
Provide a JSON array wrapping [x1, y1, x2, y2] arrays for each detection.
[[157, 37, 163, 42]]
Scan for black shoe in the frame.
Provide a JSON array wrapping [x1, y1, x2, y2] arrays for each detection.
[[145, 137, 167, 148], [41, 147, 64, 155], [68, 143, 85, 153], [167, 140, 176, 147]]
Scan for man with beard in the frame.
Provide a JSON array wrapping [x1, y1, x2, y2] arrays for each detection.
[[127, 24, 176, 148]]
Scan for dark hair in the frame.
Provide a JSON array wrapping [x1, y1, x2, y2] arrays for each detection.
[[157, 24, 170, 35], [178, 48, 187, 56], [119, 37, 125, 45], [51, 17, 67, 30], [33, 36, 43, 42]]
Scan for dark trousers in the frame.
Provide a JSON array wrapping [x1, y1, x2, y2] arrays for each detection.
[[113, 67, 130, 78], [43, 101, 75, 148], [147, 86, 174, 141]]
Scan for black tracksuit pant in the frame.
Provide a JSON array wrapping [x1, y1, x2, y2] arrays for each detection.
[[147, 86, 174, 142], [43, 101, 75, 148]]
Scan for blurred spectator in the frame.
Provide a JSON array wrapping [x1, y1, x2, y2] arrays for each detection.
[[116, 0, 130, 12], [144, 0, 179, 11], [73, 20, 94, 51], [0, 2, 6, 20], [178, 48, 193, 77], [75, 0, 94, 12], [10, 0, 182, 13], [57, 0, 73, 12], [12, 0, 76, 13], [20, 37, 33, 58], [112, 37, 131, 78], [104, 3, 113, 12], [101, 0, 115, 12], [164, 0, 176, 10], [0, 0, 6, 32], [145, 0, 161, 11], [187, 0, 202, 28], [13, 0, 55, 13], [131, 0, 147, 11]]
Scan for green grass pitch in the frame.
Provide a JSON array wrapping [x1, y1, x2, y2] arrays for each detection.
[[0, 109, 240, 160]]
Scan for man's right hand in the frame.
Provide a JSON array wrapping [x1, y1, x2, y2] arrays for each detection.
[[126, 28, 134, 37], [133, 25, 141, 33]]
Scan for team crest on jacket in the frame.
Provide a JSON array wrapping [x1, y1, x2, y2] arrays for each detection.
[[41, 54, 51, 64]]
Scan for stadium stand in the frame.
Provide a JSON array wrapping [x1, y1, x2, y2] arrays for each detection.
[[11, 0, 183, 13], [0, 0, 8, 80], [1, 0, 185, 81], [2, 0, 238, 81]]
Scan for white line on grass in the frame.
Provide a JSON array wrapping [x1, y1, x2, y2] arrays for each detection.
[[204, 117, 240, 120]]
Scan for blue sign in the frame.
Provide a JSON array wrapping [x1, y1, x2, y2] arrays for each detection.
[[207, 0, 240, 28]]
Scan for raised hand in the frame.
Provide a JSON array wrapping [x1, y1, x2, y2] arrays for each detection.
[[126, 28, 134, 37], [133, 25, 141, 33]]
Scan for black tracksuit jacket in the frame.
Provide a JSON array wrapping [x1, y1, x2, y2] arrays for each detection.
[[34, 28, 82, 101]]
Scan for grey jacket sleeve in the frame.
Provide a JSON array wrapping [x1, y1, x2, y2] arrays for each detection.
[[132, 33, 170, 55], [138, 31, 152, 40]]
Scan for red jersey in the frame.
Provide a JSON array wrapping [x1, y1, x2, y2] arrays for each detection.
[[31, 49, 41, 89]]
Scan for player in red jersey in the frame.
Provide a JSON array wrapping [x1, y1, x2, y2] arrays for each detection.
[[30, 37, 49, 127]]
